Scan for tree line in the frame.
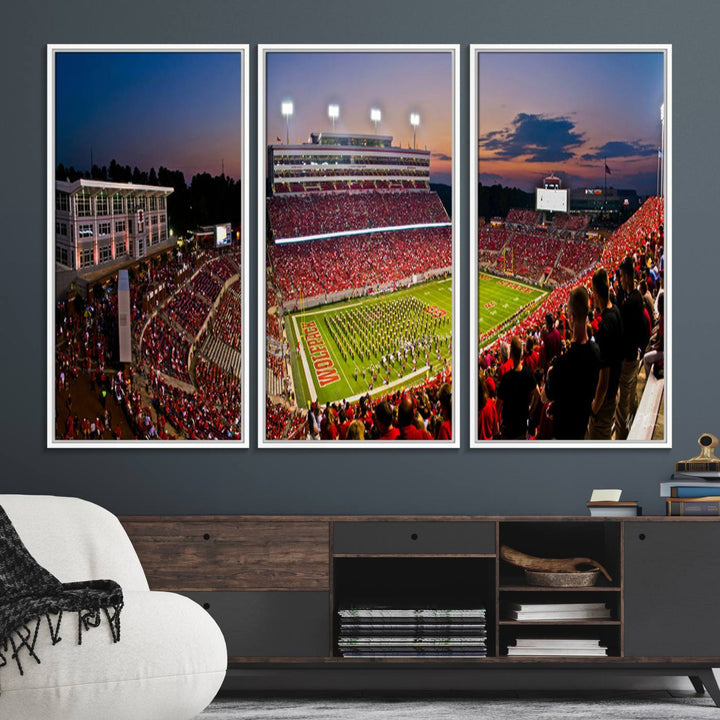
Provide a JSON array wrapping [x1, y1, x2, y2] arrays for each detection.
[[477, 183, 534, 221], [56, 160, 242, 234]]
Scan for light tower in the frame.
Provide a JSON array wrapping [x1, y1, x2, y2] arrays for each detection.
[[328, 104, 339, 131], [281, 100, 293, 145], [410, 113, 420, 149], [370, 107, 381, 133]]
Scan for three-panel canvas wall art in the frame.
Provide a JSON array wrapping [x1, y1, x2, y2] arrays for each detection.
[[48, 44, 670, 449]]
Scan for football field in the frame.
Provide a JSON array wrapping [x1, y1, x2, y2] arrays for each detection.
[[285, 278, 452, 408], [478, 271, 548, 340]]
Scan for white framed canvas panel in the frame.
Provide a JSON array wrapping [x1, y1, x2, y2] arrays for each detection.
[[48, 44, 250, 448], [258, 44, 460, 448], [469, 45, 671, 448]]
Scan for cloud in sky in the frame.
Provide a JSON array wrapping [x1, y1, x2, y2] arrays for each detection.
[[432, 152, 452, 162], [581, 140, 658, 161], [480, 113, 584, 163]]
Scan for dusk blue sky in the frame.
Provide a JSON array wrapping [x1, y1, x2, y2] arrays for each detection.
[[266, 51, 453, 184], [55, 51, 243, 181], [478, 51, 665, 195]]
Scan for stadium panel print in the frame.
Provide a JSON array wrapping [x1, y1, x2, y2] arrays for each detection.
[[259, 46, 459, 446], [471, 45, 670, 447], [48, 46, 250, 447]]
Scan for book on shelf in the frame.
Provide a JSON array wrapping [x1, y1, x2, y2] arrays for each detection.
[[511, 637, 603, 648], [506, 647, 608, 657], [660, 477, 720, 498], [671, 486, 720, 498], [506, 608, 611, 621], [666, 497, 720, 516], [586, 501, 640, 517], [508, 602, 607, 613]]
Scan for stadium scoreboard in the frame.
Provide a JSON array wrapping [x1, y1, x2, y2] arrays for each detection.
[[215, 223, 232, 247], [536, 187, 569, 213]]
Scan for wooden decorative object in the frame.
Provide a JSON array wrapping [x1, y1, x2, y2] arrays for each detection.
[[524, 568, 600, 587], [500, 545, 613, 583]]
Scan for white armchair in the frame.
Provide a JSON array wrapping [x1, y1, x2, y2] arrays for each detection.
[[0, 495, 226, 720]]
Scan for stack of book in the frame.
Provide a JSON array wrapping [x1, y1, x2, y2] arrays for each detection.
[[506, 637, 608, 657], [661, 472, 720, 516], [336, 607, 487, 657], [504, 602, 612, 621], [586, 500, 640, 517]]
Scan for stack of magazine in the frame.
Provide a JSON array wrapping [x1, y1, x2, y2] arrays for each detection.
[[507, 637, 608, 657], [337, 607, 487, 657]]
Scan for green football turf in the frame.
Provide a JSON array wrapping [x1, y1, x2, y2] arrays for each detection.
[[286, 278, 452, 407], [477, 271, 548, 339]]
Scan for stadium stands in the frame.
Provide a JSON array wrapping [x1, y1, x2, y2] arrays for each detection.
[[269, 227, 451, 303], [267, 189, 448, 240], [477, 197, 665, 441]]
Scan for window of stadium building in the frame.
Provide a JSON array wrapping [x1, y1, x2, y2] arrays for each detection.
[[96, 195, 109, 216], [56, 245, 69, 266], [55, 191, 69, 212], [149, 196, 157, 211], [136, 196, 147, 210], [98, 221, 111, 236], [158, 196, 166, 210], [75, 194, 92, 217], [115, 219, 126, 233], [99, 245, 112, 263], [55, 221, 67, 236], [113, 194, 124, 214], [80, 248, 93, 268], [78, 224, 94, 239]]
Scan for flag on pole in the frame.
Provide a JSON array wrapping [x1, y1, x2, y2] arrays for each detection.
[[276, 136, 282, 142], [604, 162, 611, 175]]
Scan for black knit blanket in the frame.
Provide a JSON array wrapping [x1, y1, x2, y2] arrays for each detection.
[[0, 504, 123, 683]]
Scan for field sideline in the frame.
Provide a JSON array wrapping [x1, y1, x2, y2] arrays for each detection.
[[478, 271, 548, 340], [285, 278, 452, 408]]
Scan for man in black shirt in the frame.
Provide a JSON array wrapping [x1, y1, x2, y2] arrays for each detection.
[[496, 336, 538, 440], [587, 268, 624, 440], [543, 286, 601, 440], [615, 256, 648, 439]]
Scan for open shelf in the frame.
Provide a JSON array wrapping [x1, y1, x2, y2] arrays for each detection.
[[333, 556, 495, 658]]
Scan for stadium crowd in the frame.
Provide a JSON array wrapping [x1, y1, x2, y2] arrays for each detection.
[[55, 244, 245, 441], [265, 372, 453, 442], [477, 196, 665, 441], [267, 189, 448, 240], [269, 227, 451, 302], [479, 226, 602, 284]]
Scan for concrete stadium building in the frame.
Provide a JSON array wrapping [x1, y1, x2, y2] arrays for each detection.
[[55, 178, 174, 273]]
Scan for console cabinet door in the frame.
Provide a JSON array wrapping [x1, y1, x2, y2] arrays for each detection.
[[624, 522, 720, 658], [184, 591, 330, 658]]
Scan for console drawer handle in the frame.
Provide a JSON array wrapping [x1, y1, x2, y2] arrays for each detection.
[[411, 533, 419, 541]]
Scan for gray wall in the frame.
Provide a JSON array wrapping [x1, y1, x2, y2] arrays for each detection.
[[2, 0, 718, 518]]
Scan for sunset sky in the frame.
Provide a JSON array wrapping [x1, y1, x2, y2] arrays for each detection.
[[55, 51, 243, 181], [478, 51, 665, 196], [265, 51, 454, 185]]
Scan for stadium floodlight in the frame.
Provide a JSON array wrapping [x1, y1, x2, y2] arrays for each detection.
[[410, 112, 420, 149], [370, 107, 382, 132], [328, 104, 339, 131], [281, 100, 294, 145]]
